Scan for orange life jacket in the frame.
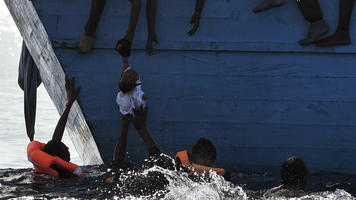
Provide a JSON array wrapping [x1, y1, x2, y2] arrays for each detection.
[[27, 141, 84, 178], [175, 150, 225, 176]]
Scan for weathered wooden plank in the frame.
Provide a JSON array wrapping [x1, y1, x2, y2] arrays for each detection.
[[34, 0, 356, 53], [57, 50, 356, 77], [56, 49, 356, 103], [4, 0, 103, 165]]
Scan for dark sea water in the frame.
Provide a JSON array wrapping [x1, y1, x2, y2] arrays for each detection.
[[1, 2, 356, 199], [1, 159, 356, 200]]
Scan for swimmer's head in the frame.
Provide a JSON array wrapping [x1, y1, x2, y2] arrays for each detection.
[[190, 137, 216, 166], [280, 157, 308, 190], [119, 68, 139, 93], [43, 140, 70, 162]]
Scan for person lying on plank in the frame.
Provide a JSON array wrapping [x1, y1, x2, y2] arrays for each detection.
[[27, 77, 84, 178]]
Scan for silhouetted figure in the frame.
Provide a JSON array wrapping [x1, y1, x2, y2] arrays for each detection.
[[27, 77, 84, 178], [263, 157, 308, 198], [116, 0, 158, 57], [298, 0, 355, 47], [78, 0, 107, 53], [18, 42, 42, 141], [188, 0, 206, 36], [253, 0, 286, 13]]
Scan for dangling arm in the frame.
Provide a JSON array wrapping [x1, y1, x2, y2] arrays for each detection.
[[188, 0, 206, 36]]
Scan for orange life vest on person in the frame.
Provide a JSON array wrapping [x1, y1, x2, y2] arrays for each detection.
[[27, 141, 84, 178], [175, 150, 225, 176]]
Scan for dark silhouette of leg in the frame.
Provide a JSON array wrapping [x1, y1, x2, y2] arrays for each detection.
[[78, 0, 107, 53], [317, 0, 355, 47], [113, 117, 130, 165], [253, 0, 286, 13], [297, 0, 329, 45]]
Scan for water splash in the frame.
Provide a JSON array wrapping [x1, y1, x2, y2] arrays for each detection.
[[109, 154, 247, 199]]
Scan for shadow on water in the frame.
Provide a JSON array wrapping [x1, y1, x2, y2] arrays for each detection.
[[1, 155, 356, 199]]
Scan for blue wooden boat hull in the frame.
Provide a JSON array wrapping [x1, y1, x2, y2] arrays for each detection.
[[6, 0, 356, 173]]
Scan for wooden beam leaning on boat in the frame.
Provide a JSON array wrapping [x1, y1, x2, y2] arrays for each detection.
[[27, 77, 84, 178]]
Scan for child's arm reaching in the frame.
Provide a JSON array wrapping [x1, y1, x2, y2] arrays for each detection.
[[146, 0, 158, 56], [188, 0, 205, 36]]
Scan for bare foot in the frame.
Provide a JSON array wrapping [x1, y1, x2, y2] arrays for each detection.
[[316, 30, 351, 47]]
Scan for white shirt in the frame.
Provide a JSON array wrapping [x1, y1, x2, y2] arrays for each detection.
[[116, 85, 146, 116]]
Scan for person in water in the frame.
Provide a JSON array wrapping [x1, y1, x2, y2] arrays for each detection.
[[27, 77, 84, 178], [106, 138, 226, 194], [263, 157, 308, 198], [175, 137, 226, 179], [253, 0, 286, 13], [297, 0, 355, 47], [115, 0, 158, 57]]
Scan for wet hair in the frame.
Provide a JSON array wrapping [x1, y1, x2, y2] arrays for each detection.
[[119, 79, 136, 94], [190, 138, 216, 166], [119, 69, 139, 94], [42, 140, 70, 162], [280, 157, 308, 190]]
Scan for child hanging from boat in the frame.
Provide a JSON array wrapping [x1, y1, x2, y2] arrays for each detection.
[[113, 56, 161, 168]]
